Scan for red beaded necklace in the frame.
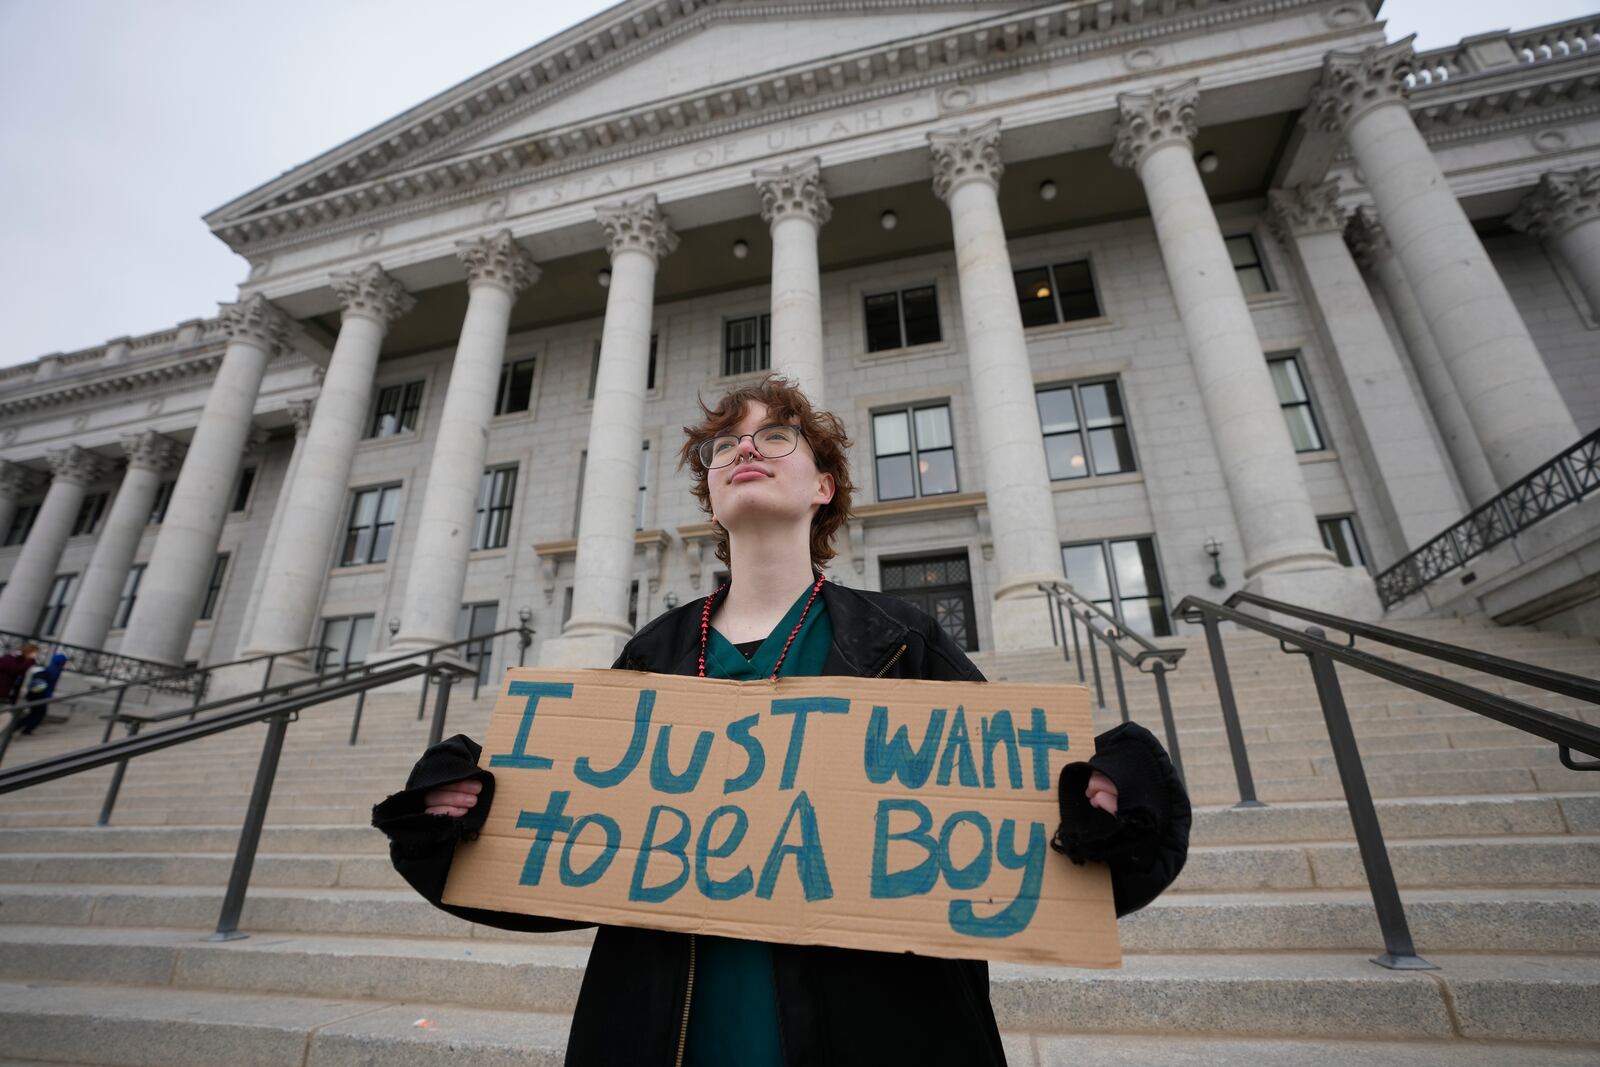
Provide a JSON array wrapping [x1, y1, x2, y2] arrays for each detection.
[[698, 573, 827, 679]]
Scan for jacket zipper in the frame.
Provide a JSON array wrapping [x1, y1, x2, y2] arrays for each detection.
[[673, 933, 697, 1067], [873, 643, 908, 678]]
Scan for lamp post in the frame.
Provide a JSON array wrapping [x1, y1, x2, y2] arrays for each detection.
[[1204, 537, 1226, 589], [663, 592, 679, 611]]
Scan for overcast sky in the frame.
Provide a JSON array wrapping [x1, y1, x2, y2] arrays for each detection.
[[1, 0, 1593, 369]]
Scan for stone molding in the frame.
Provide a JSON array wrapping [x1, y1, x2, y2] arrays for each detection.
[[331, 263, 416, 327], [287, 398, 317, 437], [534, 529, 672, 600], [0, 351, 228, 418], [455, 230, 541, 294], [1268, 180, 1346, 239], [0, 459, 44, 500], [1343, 207, 1390, 270], [1509, 166, 1600, 239], [928, 119, 1004, 201], [119, 431, 184, 475], [596, 194, 680, 263], [753, 157, 832, 228], [1111, 80, 1199, 170], [220, 294, 293, 352], [46, 445, 114, 487], [1304, 38, 1415, 135]]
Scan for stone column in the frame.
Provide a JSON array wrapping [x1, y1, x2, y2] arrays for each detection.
[[754, 158, 831, 403], [0, 446, 115, 634], [246, 266, 414, 661], [393, 232, 538, 651], [237, 399, 315, 656], [1307, 40, 1579, 487], [929, 120, 1063, 649], [542, 196, 678, 668], [0, 461, 43, 552], [1270, 182, 1461, 554], [58, 432, 184, 649], [1114, 83, 1377, 616], [1510, 166, 1600, 319], [1345, 209, 1500, 506], [120, 296, 291, 663]]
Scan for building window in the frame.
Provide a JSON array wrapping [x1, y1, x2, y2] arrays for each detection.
[[1267, 355, 1325, 453], [457, 601, 500, 687], [1014, 259, 1101, 328], [496, 358, 536, 416], [317, 614, 374, 672], [722, 316, 770, 377], [1227, 234, 1272, 296], [872, 404, 957, 501], [71, 492, 109, 537], [1061, 537, 1172, 638], [148, 482, 174, 526], [1036, 380, 1137, 481], [231, 466, 256, 513], [113, 564, 145, 629], [1319, 515, 1368, 570], [864, 285, 941, 352], [342, 485, 401, 566], [591, 335, 658, 398], [574, 444, 649, 535], [880, 552, 978, 651], [199, 554, 229, 621], [367, 381, 424, 438], [35, 574, 76, 636], [473, 466, 518, 551], [6, 503, 41, 546]]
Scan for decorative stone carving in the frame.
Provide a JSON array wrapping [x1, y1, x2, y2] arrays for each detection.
[[242, 424, 270, 455], [1268, 181, 1346, 240], [1343, 207, 1390, 271], [0, 459, 44, 500], [928, 119, 1003, 201], [286, 398, 316, 437], [219, 294, 292, 352], [1509, 166, 1600, 239], [45, 445, 113, 487], [120, 431, 183, 474], [1304, 38, 1414, 135], [455, 230, 541, 294], [754, 157, 833, 228], [596, 195, 680, 264], [331, 263, 416, 327], [1110, 81, 1199, 170]]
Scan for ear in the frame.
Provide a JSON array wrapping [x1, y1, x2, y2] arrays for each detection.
[[813, 472, 835, 507]]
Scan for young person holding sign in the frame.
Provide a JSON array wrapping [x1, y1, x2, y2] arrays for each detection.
[[374, 376, 1190, 1066]]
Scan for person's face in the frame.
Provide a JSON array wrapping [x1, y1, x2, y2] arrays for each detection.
[[705, 400, 834, 534]]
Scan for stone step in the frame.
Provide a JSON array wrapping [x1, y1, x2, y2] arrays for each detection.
[[1027, 1035, 1600, 1066]]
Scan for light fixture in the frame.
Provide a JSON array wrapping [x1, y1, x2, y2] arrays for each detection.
[[732, 239, 749, 259], [597, 268, 612, 288], [1204, 536, 1225, 588], [1070, 454, 1085, 468], [1039, 179, 1058, 201], [1034, 284, 1051, 299], [517, 606, 532, 627], [1197, 151, 1219, 174], [387, 617, 401, 638], [663, 592, 679, 610], [880, 209, 898, 231]]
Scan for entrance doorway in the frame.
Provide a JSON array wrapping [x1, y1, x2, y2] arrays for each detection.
[[880, 552, 978, 651]]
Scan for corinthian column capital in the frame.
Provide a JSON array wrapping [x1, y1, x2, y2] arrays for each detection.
[[1343, 207, 1390, 271], [1509, 166, 1600, 239], [286, 398, 316, 437], [456, 230, 541, 294], [1304, 38, 1414, 135], [0, 459, 43, 500], [46, 445, 114, 487], [219, 294, 293, 351], [332, 263, 416, 327], [120, 430, 184, 475], [754, 158, 833, 228], [1268, 180, 1347, 240], [928, 119, 1004, 201], [596, 194, 680, 264], [1111, 81, 1199, 171]]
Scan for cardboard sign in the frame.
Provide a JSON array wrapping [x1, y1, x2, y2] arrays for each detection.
[[443, 669, 1119, 968]]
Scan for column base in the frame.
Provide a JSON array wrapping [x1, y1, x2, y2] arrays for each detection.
[[1244, 564, 1381, 624], [539, 629, 630, 669], [989, 586, 1062, 653]]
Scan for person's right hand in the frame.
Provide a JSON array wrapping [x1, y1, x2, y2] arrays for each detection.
[[423, 777, 483, 817]]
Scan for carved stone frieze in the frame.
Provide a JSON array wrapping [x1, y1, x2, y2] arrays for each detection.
[[219, 294, 293, 352], [928, 119, 1003, 201], [0, 459, 44, 500], [46, 445, 114, 487], [1268, 181, 1346, 240], [597, 194, 680, 264], [754, 157, 832, 228], [286, 398, 317, 437], [456, 230, 541, 294], [1304, 39, 1414, 135], [331, 263, 416, 327], [120, 430, 184, 475], [1343, 207, 1390, 271], [1509, 166, 1600, 239], [1110, 81, 1199, 170]]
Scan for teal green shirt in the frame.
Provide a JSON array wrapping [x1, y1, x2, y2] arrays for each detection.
[[684, 585, 833, 1067]]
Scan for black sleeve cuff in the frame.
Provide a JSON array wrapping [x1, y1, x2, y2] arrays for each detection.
[[371, 733, 496, 849]]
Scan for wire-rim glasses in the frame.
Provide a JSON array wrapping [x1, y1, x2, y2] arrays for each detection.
[[698, 424, 805, 469]]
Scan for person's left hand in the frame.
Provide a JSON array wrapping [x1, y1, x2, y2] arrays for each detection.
[[1085, 770, 1118, 816]]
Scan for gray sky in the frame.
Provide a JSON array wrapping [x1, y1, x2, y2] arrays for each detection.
[[1, 0, 1593, 369]]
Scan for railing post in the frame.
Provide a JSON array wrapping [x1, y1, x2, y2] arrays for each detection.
[[1085, 620, 1107, 710], [97, 720, 142, 826], [472, 639, 485, 702], [260, 655, 275, 701], [210, 709, 291, 941], [1068, 609, 1085, 683], [0, 713, 20, 767], [1150, 661, 1186, 787], [1044, 588, 1060, 648], [417, 653, 434, 721], [1108, 639, 1131, 725], [1198, 612, 1265, 809], [347, 689, 368, 747], [428, 670, 455, 748], [518, 626, 532, 667], [1302, 629, 1435, 971]]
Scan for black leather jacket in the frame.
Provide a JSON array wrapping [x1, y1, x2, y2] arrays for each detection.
[[373, 582, 1191, 1066]]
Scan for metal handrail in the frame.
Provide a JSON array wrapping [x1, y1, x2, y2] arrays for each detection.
[[0, 627, 204, 694], [1176, 593, 1600, 972]]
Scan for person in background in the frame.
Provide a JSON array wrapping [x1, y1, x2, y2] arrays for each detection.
[[17, 651, 68, 736], [0, 642, 38, 705]]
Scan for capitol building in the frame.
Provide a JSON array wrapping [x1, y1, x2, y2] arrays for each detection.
[[3, 0, 1598, 681]]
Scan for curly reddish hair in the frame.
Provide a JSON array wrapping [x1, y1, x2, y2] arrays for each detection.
[[678, 375, 855, 573]]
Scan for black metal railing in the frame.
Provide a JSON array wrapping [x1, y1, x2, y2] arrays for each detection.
[[1038, 582, 1187, 787], [1177, 590, 1600, 971], [0, 628, 205, 695], [1375, 427, 1600, 608]]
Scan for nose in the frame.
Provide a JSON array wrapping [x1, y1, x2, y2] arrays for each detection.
[[734, 435, 761, 461]]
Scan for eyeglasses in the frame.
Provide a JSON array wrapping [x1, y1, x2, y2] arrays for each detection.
[[697, 424, 804, 469]]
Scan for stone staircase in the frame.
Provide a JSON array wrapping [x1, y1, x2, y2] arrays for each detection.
[[1, 616, 1597, 1065]]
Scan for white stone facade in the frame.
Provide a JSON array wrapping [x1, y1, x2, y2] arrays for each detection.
[[3, 2, 1599, 668]]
